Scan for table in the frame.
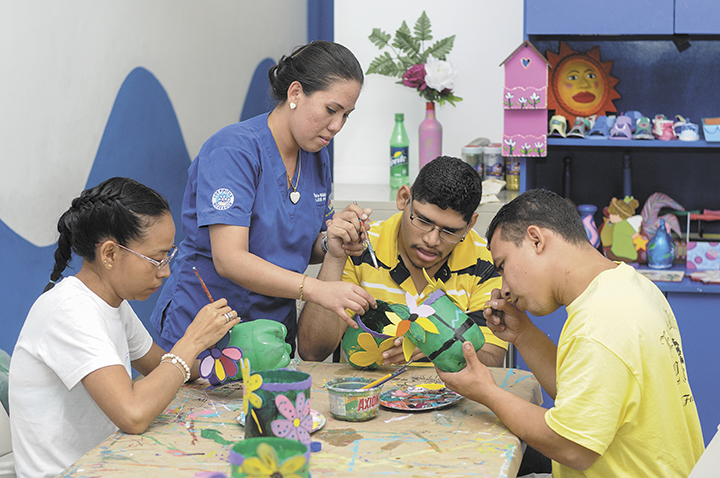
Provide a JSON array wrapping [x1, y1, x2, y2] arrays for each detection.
[[60, 362, 541, 477]]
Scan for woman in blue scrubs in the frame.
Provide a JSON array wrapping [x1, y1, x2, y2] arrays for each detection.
[[151, 41, 375, 355]]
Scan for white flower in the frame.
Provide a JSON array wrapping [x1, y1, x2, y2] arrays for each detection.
[[424, 55, 456, 92], [505, 92, 514, 100]]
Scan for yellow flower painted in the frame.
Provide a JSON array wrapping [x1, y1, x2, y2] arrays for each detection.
[[240, 442, 306, 478], [348, 332, 396, 367], [241, 357, 263, 416]]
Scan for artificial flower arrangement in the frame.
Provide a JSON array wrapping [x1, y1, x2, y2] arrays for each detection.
[[367, 11, 462, 107]]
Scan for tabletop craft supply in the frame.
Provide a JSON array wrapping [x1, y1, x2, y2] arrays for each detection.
[[326, 377, 383, 422], [379, 383, 463, 411], [360, 359, 414, 389]]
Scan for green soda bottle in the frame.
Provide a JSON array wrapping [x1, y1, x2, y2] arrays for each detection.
[[390, 113, 410, 189]]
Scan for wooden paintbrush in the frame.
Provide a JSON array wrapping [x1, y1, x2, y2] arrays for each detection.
[[360, 360, 415, 390]]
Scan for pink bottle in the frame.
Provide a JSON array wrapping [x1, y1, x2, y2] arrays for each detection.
[[418, 102, 442, 169]]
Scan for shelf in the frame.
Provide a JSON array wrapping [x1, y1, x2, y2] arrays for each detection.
[[547, 138, 720, 148], [635, 264, 720, 294]]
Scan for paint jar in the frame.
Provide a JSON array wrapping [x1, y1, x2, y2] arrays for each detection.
[[229, 437, 310, 478], [461, 144, 483, 177], [483, 144, 504, 180], [326, 377, 382, 422], [505, 156, 520, 190]]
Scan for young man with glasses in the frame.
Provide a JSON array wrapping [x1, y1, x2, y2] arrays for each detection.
[[297, 156, 507, 367]]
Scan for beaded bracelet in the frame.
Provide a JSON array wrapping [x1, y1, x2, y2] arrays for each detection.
[[161, 353, 191, 383]]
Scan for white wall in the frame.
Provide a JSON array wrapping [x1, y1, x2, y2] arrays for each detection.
[[0, 0, 306, 247], [333, 0, 524, 186]]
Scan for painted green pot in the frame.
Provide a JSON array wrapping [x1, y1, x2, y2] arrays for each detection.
[[229, 437, 310, 478], [244, 369, 313, 447], [402, 289, 485, 372], [341, 301, 397, 370]]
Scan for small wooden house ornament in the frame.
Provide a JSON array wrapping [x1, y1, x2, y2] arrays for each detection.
[[500, 40, 550, 157]]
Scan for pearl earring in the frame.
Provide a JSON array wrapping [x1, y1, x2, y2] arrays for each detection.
[[289, 102, 297, 110]]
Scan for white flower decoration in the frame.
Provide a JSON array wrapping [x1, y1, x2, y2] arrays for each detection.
[[424, 55, 456, 92]]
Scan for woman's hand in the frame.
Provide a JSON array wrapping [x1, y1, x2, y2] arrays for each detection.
[[325, 203, 373, 258], [304, 278, 376, 329], [183, 298, 241, 354]]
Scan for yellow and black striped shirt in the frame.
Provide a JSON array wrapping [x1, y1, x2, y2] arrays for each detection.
[[342, 212, 507, 350]]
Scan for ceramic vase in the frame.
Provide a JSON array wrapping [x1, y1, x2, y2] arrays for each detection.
[[647, 218, 675, 269], [418, 101, 442, 169], [229, 437, 310, 478], [578, 204, 600, 248]]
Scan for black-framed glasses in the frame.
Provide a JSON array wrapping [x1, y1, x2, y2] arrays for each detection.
[[96, 242, 177, 270], [408, 199, 469, 244]]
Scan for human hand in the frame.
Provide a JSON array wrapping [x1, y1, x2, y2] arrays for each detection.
[[436, 341, 498, 403], [482, 289, 530, 345], [325, 204, 373, 258], [183, 298, 241, 354], [381, 336, 426, 365], [310, 280, 377, 329]]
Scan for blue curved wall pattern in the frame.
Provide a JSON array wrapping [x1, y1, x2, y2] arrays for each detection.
[[0, 61, 276, 355]]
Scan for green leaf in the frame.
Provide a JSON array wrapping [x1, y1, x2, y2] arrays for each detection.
[[414, 11, 433, 42], [368, 28, 391, 49], [365, 52, 404, 77], [423, 36, 455, 62], [393, 30, 421, 64]]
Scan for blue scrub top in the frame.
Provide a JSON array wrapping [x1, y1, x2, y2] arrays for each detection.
[[151, 113, 334, 354]]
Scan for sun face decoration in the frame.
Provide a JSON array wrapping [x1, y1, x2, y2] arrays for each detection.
[[547, 42, 620, 124]]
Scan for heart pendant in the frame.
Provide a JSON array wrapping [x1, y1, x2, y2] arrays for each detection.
[[290, 191, 301, 204]]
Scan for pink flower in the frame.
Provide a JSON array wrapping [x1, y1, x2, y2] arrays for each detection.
[[270, 392, 312, 446], [402, 64, 427, 90]]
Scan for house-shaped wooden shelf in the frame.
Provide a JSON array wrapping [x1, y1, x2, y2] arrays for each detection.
[[500, 40, 550, 157]]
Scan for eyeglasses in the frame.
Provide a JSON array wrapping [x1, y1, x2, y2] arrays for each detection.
[[408, 200, 469, 244], [96, 242, 177, 270]]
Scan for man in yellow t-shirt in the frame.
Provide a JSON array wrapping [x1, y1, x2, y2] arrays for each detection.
[[297, 156, 506, 367], [438, 188, 704, 477]]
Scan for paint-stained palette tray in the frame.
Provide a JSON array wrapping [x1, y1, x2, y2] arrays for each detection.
[[379, 383, 463, 411], [237, 408, 326, 433]]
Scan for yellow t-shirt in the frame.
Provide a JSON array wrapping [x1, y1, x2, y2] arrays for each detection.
[[342, 212, 506, 350], [545, 262, 704, 477]]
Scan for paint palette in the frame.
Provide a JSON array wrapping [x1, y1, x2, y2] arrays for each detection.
[[379, 383, 463, 411], [237, 408, 326, 433]]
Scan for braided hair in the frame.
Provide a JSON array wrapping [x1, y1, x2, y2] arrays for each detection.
[[268, 40, 364, 102], [44, 177, 170, 292]]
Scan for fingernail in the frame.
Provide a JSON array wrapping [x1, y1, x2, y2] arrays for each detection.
[[463, 342, 472, 350]]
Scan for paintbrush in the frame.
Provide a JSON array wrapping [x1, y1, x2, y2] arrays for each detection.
[[192, 266, 215, 302], [360, 360, 415, 390], [353, 201, 379, 270]]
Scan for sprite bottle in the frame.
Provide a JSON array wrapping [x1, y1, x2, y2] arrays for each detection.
[[390, 113, 409, 189]]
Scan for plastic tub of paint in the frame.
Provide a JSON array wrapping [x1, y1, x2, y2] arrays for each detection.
[[326, 377, 382, 422]]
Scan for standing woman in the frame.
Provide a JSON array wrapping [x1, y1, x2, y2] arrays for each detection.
[[9, 178, 240, 477], [151, 41, 375, 354]]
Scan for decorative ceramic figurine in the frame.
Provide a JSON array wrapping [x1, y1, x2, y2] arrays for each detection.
[[600, 196, 645, 262], [647, 218, 676, 269]]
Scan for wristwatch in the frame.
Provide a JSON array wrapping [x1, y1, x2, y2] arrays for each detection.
[[321, 234, 329, 253]]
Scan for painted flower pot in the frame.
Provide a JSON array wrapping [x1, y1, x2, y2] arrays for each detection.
[[229, 437, 310, 478], [341, 302, 397, 370], [401, 290, 486, 372], [244, 369, 313, 447]]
